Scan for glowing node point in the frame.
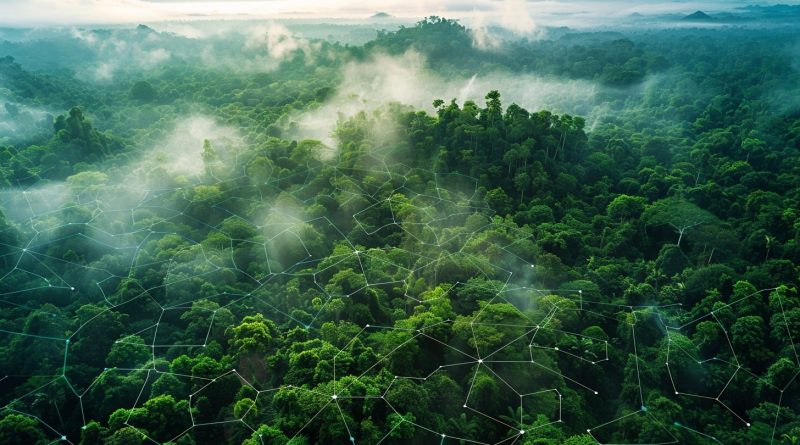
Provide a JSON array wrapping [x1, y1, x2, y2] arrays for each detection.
[[62, 436, 67, 441], [594, 391, 599, 395], [442, 434, 446, 438], [332, 394, 338, 400], [520, 430, 525, 435], [747, 423, 751, 427], [641, 405, 647, 412], [587, 429, 591, 433], [554, 347, 559, 351], [478, 359, 483, 363], [675, 391, 679, 395]]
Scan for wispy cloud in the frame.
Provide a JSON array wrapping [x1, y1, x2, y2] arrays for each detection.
[[0, 0, 787, 27], [288, 49, 599, 148]]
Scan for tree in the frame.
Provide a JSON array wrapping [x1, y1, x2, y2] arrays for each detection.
[[0, 414, 47, 445], [130, 81, 158, 102], [563, 434, 597, 445], [607, 195, 646, 222], [644, 197, 717, 247], [226, 314, 278, 357], [242, 425, 290, 445], [106, 335, 151, 368], [731, 315, 772, 371]]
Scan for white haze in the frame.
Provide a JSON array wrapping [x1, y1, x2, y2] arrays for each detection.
[[0, 93, 53, 143], [69, 28, 172, 81], [201, 22, 325, 72], [141, 115, 242, 178], [469, 0, 542, 50], [289, 50, 599, 147], [0, 183, 70, 224], [0, 0, 788, 27]]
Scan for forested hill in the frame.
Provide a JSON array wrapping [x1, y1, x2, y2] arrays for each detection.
[[0, 16, 799, 445]]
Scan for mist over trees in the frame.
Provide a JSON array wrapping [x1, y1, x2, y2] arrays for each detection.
[[0, 9, 799, 445]]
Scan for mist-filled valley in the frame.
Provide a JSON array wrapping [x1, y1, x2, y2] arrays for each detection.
[[1, 3, 800, 444]]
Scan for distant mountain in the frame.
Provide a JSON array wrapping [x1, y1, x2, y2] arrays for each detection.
[[371, 12, 392, 19], [683, 10, 714, 21]]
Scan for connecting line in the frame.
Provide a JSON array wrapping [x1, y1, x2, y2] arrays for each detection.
[[673, 421, 723, 444], [630, 310, 645, 408]]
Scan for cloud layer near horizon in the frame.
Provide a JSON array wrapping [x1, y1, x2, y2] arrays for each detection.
[[0, 0, 787, 27]]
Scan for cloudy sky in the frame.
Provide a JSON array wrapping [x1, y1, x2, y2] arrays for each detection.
[[0, 0, 793, 27]]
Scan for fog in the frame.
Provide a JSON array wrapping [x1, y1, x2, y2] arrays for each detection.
[[140, 115, 242, 178], [289, 49, 599, 147], [0, 0, 791, 27], [0, 183, 69, 224], [0, 95, 52, 144], [200, 22, 327, 72], [68, 27, 173, 81]]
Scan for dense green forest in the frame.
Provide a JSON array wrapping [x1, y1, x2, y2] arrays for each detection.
[[1, 11, 799, 445]]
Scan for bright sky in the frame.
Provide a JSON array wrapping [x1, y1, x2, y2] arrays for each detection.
[[0, 0, 790, 27]]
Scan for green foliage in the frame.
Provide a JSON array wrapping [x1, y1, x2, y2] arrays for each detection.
[[0, 15, 798, 445], [0, 414, 47, 445]]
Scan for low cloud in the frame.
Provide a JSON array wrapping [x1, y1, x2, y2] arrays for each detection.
[[0, 0, 774, 28], [69, 27, 172, 81], [133, 115, 242, 180], [0, 95, 53, 144], [288, 49, 599, 147]]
